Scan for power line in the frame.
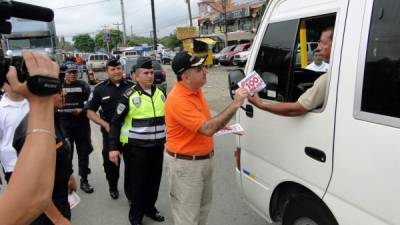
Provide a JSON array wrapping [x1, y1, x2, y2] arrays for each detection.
[[54, 0, 114, 10]]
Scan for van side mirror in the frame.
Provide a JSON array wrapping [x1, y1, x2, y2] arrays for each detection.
[[228, 69, 245, 100]]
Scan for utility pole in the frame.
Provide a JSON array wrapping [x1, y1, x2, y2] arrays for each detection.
[[221, 0, 228, 47], [186, 0, 193, 26], [120, 0, 127, 46], [150, 0, 158, 52], [113, 22, 123, 48], [130, 24, 133, 38]]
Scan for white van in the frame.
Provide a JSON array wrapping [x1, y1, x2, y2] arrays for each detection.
[[228, 0, 400, 224]]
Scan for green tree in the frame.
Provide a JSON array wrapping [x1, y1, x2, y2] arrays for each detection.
[[160, 32, 180, 49], [72, 34, 95, 52]]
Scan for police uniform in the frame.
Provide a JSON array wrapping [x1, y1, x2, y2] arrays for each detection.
[[86, 76, 133, 196], [109, 58, 166, 225], [59, 78, 93, 186], [13, 113, 73, 225]]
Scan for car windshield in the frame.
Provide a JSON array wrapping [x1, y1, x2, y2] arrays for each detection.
[[220, 46, 235, 53], [234, 44, 246, 52]]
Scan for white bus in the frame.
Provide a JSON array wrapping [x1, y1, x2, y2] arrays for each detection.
[[229, 0, 400, 224]]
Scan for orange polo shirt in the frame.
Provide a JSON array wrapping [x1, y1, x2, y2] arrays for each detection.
[[165, 82, 214, 156]]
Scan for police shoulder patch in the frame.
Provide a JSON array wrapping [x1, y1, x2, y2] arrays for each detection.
[[132, 96, 141, 107], [160, 94, 166, 102], [122, 87, 136, 98], [117, 103, 126, 115]]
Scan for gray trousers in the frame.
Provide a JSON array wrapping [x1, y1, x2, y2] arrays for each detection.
[[166, 154, 213, 225]]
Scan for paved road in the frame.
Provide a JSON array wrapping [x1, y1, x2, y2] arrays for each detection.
[[70, 123, 271, 225], [71, 67, 276, 225]]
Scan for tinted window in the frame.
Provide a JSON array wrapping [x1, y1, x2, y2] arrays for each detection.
[[361, 0, 400, 118], [254, 20, 298, 101]]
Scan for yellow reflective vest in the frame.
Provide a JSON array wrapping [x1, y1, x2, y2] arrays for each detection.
[[119, 87, 166, 147]]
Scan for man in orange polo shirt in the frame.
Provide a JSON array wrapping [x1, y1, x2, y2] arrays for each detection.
[[165, 52, 249, 225]]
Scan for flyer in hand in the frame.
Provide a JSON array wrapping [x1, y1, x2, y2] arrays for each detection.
[[215, 123, 245, 136], [237, 71, 266, 95], [68, 191, 81, 209]]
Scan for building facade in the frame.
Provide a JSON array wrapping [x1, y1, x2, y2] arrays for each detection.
[[197, 0, 268, 49]]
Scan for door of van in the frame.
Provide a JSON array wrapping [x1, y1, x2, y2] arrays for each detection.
[[238, 0, 347, 217], [325, 0, 400, 224]]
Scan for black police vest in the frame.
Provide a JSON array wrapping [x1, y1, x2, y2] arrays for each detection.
[[61, 81, 88, 112]]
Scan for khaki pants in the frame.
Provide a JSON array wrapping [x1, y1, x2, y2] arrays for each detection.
[[166, 154, 213, 225]]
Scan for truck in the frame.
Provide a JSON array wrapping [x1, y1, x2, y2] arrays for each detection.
[[1, 17, 58, 61]]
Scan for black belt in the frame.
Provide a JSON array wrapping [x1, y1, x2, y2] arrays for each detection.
[[167, 150, 214, 161]]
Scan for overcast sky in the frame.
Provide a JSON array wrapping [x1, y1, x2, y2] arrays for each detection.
[[17, 0, 201, 40]]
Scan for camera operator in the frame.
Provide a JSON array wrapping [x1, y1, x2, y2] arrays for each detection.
[[0, 51, 59, 225]]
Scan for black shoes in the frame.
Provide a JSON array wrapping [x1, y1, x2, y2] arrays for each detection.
[[80, 179, 94, 193], [110, 189, 119, 199], [146, 212, 165, 222]]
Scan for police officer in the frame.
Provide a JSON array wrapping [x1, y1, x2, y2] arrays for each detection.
[[109, 57, 166, 225], [58, 61, 94, 194], [86, 58, 133, 199]]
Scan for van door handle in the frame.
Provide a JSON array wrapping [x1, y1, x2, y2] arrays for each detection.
[[242, 104, 253, 118], [305, 147, 326, 163]]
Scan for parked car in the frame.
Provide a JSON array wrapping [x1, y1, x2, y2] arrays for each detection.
[[160, 50, 174, 64], [233, 50, 250, 67], [213, 45, 236, 65], [87, 53, 109, 72], [123, 50, 139, 57], [219, 43, 251, 66], [120, 56, 138, 80]]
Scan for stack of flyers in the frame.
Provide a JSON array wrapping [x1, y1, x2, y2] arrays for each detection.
[[238, 71, 266, 95], [68, 191, 81, 209], [215, 123, 245, 136]]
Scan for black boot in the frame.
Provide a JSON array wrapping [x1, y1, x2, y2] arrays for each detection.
[[80, 178, 94, 193]]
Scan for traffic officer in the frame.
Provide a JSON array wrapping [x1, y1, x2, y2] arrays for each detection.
[[86, 58, 133, 200], [109, 57, 166, 225], [58, 61, 94, 194]]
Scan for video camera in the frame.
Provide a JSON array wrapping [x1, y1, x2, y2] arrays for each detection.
[[0, 0, 60, 96]]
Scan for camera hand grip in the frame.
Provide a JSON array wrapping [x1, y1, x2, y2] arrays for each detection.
[[27, 75, 61, 96]]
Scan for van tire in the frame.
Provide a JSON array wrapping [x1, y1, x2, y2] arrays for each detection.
[[282, 194, 338, 225]]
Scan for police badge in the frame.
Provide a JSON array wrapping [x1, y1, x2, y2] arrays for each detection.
[[160, 94, 166, 102], [132, 97, 141, 107], [117, 103, 126, 115]]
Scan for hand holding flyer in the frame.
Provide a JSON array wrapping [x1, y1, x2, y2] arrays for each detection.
[[238, 71, 266, 95], [215, 123, 245, 136], [68, 191, 81, 209]]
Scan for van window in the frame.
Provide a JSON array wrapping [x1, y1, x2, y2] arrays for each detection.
[[360, 0, 400, 118], [254, 15, 336, 102], [254, 20, 298, 101], [290, 15, 336, 102]]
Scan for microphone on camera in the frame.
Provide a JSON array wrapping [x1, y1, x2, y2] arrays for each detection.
[[0, 1, 54, 22]]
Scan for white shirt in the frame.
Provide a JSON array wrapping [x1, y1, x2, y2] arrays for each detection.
[[0, 94, 29, 172], [306, 61, 330, 73]]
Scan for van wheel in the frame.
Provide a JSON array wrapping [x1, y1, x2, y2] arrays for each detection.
[[282, 194, 338, 225]]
